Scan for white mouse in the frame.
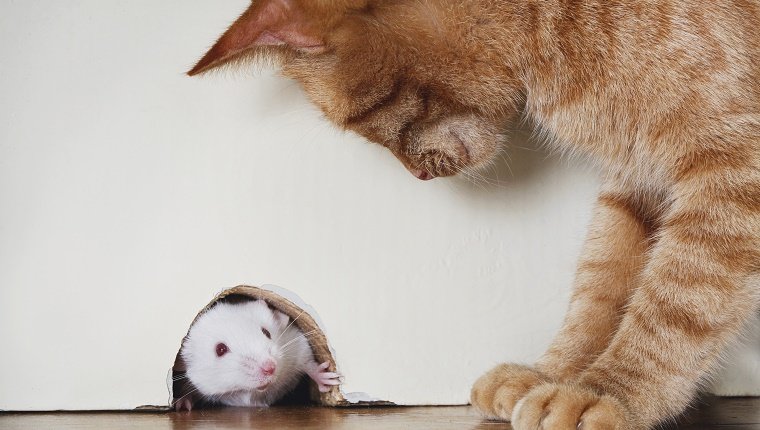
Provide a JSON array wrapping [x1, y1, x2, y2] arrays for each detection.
[[175, 299, 340, 410]]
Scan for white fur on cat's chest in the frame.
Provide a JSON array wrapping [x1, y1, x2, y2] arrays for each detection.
[[529, 101, 673, 197]]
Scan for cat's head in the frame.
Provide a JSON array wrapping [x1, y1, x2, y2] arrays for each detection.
[[189, 0, 521, 180]]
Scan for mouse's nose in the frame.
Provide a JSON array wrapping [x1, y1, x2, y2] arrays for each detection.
[[261, 359, 276, 376]]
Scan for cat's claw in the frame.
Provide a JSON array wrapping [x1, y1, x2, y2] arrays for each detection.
[[511, 383, 633, 430], [471, 363, 550, 420]]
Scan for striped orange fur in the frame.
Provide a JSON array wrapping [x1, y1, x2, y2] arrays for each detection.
[[189, 1, 760, 428]]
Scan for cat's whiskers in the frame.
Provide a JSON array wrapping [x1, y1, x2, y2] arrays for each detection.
[[458, 159, 503, 188]]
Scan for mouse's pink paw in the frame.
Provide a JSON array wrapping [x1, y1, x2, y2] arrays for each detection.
[[308, 361, 342, 393], [471, 363, 550, 420], [173, 397, 193, 412], [511, 382, 633, 430]]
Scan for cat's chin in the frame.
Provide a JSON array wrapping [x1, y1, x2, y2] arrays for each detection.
[[400, 115, 500, 181]]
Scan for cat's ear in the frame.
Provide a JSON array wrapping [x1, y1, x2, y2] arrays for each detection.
[[187, 0, 325, 76]]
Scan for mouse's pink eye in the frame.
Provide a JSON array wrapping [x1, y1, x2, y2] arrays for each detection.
[[215, 343, 229, 357], [261, 327, 271, 339]]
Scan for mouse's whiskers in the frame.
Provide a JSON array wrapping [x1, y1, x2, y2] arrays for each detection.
[[275, 310, 306, 343], [280, 339, 331, 357], [278, 329, 320, 351]]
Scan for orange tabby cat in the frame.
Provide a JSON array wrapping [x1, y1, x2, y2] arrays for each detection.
[[189, 1, 760, 428]]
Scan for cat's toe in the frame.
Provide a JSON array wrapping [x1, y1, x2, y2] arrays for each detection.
[[470, 363, 549, 420], [511, 383, 632, 430]]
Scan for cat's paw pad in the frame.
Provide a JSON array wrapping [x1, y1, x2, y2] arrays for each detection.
[[511, 383, 631, 430], [310, 361, 341, 393], [470, 363, 550, 420]]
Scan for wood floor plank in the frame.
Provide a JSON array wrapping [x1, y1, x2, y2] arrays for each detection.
[[1, 397, 758, 429]]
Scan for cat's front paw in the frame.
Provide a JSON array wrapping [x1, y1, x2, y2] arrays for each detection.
[[470, 363, 550, 420], [511, 382, 634, 430]]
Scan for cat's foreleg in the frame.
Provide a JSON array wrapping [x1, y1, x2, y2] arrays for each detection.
[[511, 175, 760, 429], [537, 188, 652, 380], [471, 186, 650, 420]]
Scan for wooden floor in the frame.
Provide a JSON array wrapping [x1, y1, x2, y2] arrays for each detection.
[[1, 397, 758, 429]]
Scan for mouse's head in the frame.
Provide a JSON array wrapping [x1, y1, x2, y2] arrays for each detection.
[[181, 300, 291, 398]]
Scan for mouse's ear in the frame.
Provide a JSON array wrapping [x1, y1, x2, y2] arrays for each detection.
[[188, 0, 327, 76], [272, 308, 291, 328]]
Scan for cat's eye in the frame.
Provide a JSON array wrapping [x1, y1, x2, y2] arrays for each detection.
[[215, 342, 229, 357], [261, 327, 271, 339]]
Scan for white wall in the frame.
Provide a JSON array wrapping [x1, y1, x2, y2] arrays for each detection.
[[0, 0, 754, 411]]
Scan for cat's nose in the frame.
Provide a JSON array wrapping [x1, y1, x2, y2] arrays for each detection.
[[410, 169, 434, 181]]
